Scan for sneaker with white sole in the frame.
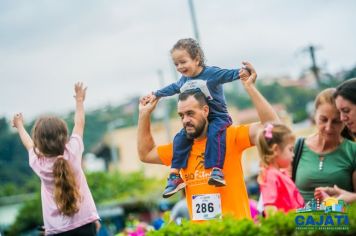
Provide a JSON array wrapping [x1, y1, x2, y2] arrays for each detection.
[[208, 167, 226, 187], [162, 173, 186, 198]]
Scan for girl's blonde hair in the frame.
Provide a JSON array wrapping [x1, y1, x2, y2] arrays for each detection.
[[256, 123, 295, 183], [32, 116, 80, 216]]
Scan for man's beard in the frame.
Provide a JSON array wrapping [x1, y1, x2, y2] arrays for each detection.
[[184, 118, 207, 139]]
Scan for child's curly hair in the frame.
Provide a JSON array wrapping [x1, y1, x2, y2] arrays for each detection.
[[171, 38, 206, 67]]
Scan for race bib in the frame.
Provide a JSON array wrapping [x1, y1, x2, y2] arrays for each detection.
[[192, 193, 222, 220]]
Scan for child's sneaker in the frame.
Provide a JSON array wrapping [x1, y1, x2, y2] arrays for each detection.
[[208, 167, 226, 187], [162, 173, 186, 198]]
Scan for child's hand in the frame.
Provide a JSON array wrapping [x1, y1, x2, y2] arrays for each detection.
[[74, 82, 87, 102], [314, 187, 330, 201], [12, 113, 24, 129], [148, 93, 158, 103], [239, 67, 250, 80], [240, 61, 257, 86], [140, 95, 149, 106], [140, 93, 152, 105], [139, 95, 159, 114], [140, 92, 158, 104]]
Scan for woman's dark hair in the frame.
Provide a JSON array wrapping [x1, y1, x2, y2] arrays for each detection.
[[334, 78, 356, 105], [334, 78, 356, 139], [341, 127, 354, 140]]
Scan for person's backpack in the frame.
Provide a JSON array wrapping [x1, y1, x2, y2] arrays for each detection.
[[292, 138, 305, 182]]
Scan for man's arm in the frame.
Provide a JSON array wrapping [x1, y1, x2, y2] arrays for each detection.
[[137, 98, 163, 164], [12, 113, 34, 151], [240, 62, 280, 145]]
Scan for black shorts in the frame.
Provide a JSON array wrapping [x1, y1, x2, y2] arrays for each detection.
[[51, 222, 96, 236]]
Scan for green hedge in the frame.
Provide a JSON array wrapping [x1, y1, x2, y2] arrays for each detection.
[[148, 203, 356, 236]]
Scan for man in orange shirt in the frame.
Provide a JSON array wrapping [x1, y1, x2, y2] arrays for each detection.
[[137, 62, 279, 221]]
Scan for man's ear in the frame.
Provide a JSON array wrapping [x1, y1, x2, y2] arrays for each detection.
[[202, 104, 209, 117]]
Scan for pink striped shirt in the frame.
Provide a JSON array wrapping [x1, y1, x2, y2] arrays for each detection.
[[29, 134, 99, 235]]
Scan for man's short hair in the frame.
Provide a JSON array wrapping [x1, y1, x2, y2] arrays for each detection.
[[178, 90, 208, 106]]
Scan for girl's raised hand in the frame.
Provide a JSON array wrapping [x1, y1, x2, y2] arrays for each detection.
[[74, 82, 87, 102], [12, 113, 24, 129]]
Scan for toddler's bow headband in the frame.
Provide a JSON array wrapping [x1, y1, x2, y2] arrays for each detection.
[[264, 124, 273, 139]]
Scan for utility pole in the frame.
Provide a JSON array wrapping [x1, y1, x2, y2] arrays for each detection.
[[188, 0, 201, 44], [303, 45, 321, 87]]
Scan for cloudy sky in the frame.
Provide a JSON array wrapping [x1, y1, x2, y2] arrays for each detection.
[[1, 0, 355, 119]]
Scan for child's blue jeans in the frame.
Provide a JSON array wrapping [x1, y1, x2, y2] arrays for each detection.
[[171, 115, 232, 169]]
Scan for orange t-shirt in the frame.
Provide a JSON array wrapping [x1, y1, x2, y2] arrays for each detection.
[[157, 125, 252, 221]]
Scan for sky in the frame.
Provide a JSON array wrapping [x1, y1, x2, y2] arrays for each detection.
[[1, 0, 355, 120]]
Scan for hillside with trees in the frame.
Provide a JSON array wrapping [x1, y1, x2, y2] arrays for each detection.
[[1, 66, 355, 197]]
